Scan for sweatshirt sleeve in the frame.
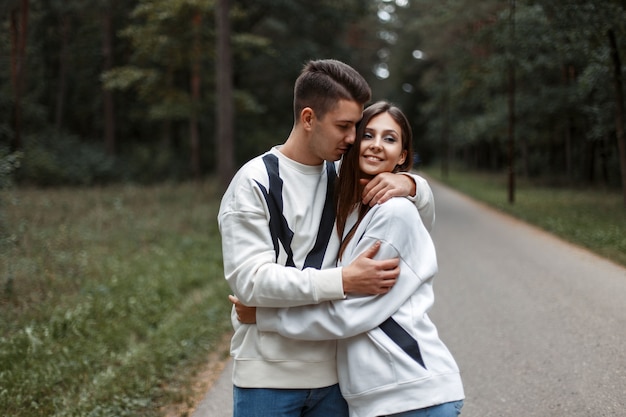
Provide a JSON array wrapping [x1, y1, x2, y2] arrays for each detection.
[[402, 172, 435, 232], [218, 167, 345, 308], [256, 198, 438, 339], [336, 160, 435, 232]]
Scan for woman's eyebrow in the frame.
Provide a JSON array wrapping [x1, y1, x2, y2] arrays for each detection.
[[365, 127, 399, 135]]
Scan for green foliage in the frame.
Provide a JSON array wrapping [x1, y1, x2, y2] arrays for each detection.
[[0, 148, 21, 299], [228, 0, 372, 164], [120, 143, 189, 183], [0, 181, 232, 416], [0, 148, 22, 190], [17, 132, 117, 186], [3, 0, 626, 188], [397, 0, 626, 188], [425, 167, 626, 267]]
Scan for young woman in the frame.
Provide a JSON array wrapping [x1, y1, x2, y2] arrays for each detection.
[[234, 101, 464, 417]]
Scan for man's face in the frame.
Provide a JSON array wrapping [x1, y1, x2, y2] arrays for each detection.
[[309, 99, 363, 163]]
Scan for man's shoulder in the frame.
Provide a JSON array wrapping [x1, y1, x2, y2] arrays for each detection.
[[230, 151, 275, 182], [220, 152, 274, 209]]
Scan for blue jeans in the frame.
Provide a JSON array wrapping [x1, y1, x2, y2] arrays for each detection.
[[233, 384, 348, 417], [383, 400, 464, 417]]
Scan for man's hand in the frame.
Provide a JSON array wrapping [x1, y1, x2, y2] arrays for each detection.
[[228, 295, 257, 324], [361, 172, 416, 206], [342, 241, 399, 295]]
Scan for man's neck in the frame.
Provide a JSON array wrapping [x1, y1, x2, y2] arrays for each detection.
[[280, 131, 323, 166]]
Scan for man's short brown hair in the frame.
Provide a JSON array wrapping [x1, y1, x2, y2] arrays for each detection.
[[293, 59, 372, 121]]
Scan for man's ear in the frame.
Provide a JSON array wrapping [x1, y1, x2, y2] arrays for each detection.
[[300, 107, 314, 130]]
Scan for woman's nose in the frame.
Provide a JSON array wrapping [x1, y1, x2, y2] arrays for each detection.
[[369, 137, 382, 149]]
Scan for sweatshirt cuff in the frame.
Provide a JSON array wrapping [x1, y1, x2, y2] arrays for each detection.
[[401, 173, 432, 206], [399, 172, 418, 201], [256, 307, 278, 332], [312, 267, 345, 301]]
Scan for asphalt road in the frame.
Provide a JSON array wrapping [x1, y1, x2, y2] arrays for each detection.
[[193, 180, 626, 417]]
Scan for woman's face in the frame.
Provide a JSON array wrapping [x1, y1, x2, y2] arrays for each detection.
[[359, 112, 407, 177]]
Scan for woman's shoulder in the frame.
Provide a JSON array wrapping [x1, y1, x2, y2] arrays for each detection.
[[361, 198, 430, 258], [374, 196, 419, 215], [368, 197, 423, 230]]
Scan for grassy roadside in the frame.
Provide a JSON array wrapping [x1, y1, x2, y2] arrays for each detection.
[[421, 167, 626, 268], [1, 181, 232, 416]]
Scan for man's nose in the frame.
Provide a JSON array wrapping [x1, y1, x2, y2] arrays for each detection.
[[346, 127, 356, 144]]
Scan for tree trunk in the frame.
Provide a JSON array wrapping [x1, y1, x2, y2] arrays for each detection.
[[562, 64, 575, 186], [564, 119, 573, 185], [9, 0, 29, 152], [507, 0, 516, 204], [607, 29, 626, 208], [161, 68, 174, 149], [190, 10, 202, 179], [440, 92, 449, 180], [216, 0, 235, 191], [601, 135, 610, 186], [102, 1, 116, 155]]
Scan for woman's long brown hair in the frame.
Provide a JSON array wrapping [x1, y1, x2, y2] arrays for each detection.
[[335, 101, 414, 260]]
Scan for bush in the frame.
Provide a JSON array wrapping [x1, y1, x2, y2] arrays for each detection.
[[0, 147, 21, 296], [118, 143, 188, 184], [0, 147, 22, 190], [17, 131, 118, 186], [15, 131, 195, 186]]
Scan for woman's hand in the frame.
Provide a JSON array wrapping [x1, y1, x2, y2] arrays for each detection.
[[228, 295, 257, 324]]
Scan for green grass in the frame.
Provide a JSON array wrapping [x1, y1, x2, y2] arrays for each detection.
[[1, 181, 232, 416], [422, 167, 626, 268]]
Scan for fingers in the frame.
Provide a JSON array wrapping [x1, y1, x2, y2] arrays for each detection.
[[360, 178, 379, 206], [375, 263, 399, 294], [343, 241, 400, 295], [367, 190, 392, 206], [362, 173, 414, 206], [360, 243, 399, 274], [376, 276, 397, 294], [361, 240, 381, 258], [367, 274, 397, 295], [228, 294, 239, 305], [361, 175, 393, 206], [376, 256, 399, 270]]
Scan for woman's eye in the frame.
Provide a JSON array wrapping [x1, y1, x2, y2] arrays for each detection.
[[363, 133, 373, 139], [384, 135, 397, 142]]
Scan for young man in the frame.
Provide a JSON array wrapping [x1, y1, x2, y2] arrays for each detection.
[[218, 59, 435, 417]]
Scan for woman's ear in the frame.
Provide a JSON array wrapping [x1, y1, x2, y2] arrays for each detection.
[[397, 150, 407, 167]]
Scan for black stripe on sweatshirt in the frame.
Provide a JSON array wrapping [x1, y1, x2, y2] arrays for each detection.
[[255, 154, 295, 267], [379, 317, 427, 369], [303, 161, 336, 269]]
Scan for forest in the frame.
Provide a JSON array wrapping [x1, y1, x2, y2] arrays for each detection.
[[2, 0, 626, 203]]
